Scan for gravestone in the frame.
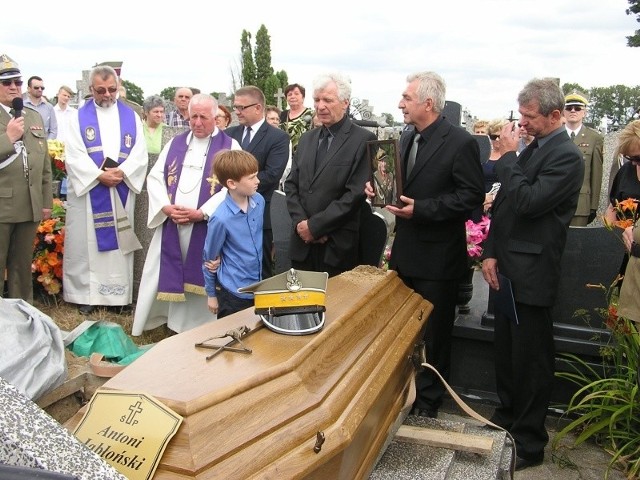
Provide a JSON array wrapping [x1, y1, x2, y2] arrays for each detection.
[[273, 87, 285, 111], [132, 126, 188, 300], [270, 190, 291, 275], [0, 377, 126, 480], [443, 101, 462, 127], [451, 226, 624, 407], [473, 134, 491, 164]]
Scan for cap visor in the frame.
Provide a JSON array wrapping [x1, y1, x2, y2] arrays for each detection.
[[260, 312, 325, 335]]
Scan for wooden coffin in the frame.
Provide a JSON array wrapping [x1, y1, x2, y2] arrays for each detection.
[[65, 267, 431, 479]]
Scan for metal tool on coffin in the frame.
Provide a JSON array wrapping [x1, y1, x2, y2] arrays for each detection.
[[238, 268, 329, 335]]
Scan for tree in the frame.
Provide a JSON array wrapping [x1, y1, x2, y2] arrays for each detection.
[[626, 0, 640, 47], [254, 25, 273, 92], [160, 87, 176, 102], [241, 30, 257, 87], [121, 79, 144, 106]]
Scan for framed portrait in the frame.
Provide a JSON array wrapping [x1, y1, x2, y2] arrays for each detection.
[[367, 139, 403, 207]]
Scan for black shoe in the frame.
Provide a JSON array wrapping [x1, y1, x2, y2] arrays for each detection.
[[411, 407, 438, 418], [78, 304, 95, 315], [109, 304, 132, 314], [515, 456, 544, 471]]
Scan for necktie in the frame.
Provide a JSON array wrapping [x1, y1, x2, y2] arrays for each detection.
[[314, 129, 329, 172], [406, 133, 420, 176], [570, 131, 576, 140], [241, 126, 252, 150], [517, 138, 539, 166]]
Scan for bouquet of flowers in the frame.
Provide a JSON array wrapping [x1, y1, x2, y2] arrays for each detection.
[[605, 198, 638, 230], [32, 199, 65, 296], [466, 215, 491, 265], [47, 139, 66, 181]]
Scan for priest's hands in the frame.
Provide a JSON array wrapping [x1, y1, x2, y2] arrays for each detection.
[[98, 167, 124, 187], [162, 204, 202, 225]]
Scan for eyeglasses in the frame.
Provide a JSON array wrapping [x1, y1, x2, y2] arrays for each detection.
[[32, 86, 45, 91], [92, 86, 118, 95], [233, 103, 258, 112], [489, 134, 500, 140], [565, 105, 583, 112], [1, 79, 23, 87], [623, 154, 640, 163]]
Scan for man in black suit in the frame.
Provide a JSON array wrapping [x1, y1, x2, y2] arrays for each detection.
[[374, 71, 484, 419], [226, 86, 290, 279], [285, 72, 376, 276], [482, 78, 583, 471]]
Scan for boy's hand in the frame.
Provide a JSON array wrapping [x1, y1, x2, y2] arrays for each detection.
[[208, 296, 218, 315], [204, 256, 221, 273]]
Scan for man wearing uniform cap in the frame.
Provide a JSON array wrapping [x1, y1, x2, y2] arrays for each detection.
[[564, 90, 604, 226], [0, 54, 53, 303]]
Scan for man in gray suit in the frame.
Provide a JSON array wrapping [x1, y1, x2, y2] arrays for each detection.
[[482, 78, 583, 471], [563, 91, 604, 226], [285, 72, 376, 276], [0, 54, 53, 302]]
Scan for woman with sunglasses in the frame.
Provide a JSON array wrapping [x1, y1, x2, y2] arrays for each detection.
[[604, 120, 640, 287], [481, 118, 509, 215]]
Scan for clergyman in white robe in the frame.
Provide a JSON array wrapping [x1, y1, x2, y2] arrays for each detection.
[[63, 100, 148, 307], [131, 129, 240, 335]]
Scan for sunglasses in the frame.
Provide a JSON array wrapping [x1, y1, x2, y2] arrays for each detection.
[[565, 105, 583, 112], [32, 86, 45, 91], [623, 154, 640, 163], [233, 103, 258, 112], [489, 134, 500, 140], [92, 86, 118, 95], [1, 79, 23, 87]]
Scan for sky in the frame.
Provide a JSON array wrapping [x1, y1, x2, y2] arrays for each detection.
[[3, 0, 638, 123]]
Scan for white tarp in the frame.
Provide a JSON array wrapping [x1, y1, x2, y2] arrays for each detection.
[[0, 298, 66, 400]]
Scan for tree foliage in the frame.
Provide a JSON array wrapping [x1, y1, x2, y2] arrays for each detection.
[[254, 25, 273, 92], [241, 30, 257, 87], [121, 79, 144, 106], [160, 87, 176, 102], [627, 0, 640, 47]]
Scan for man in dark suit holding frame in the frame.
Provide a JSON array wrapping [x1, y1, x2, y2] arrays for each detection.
[[374, 71, 485, 419], [482, 78, 583, 471]]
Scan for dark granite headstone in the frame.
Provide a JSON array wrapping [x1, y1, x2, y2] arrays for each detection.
[[443, 101, 462, 127], [271, 190, 292, 275], [473, 134, 491, 164]]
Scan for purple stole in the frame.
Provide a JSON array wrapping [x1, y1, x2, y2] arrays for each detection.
[[157, 130, 231, 300], [78, 100, 137, 252]]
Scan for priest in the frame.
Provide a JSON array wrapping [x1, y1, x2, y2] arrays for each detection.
[[131, 94, 240, 336], [63, 65, 148, 315]]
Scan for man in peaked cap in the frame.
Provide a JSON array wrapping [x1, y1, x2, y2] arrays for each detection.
[[0, 54, 53, 303], [563, 90, 604, 226]]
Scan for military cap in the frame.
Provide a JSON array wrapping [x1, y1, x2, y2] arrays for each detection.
[[0, 54, 21, 80], [565, 91, 589, 107], [238, 268, 329, 335]]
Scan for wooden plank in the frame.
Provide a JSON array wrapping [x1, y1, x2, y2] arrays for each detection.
[[36, 371, 88, 409], [395, 425, 493, 455]]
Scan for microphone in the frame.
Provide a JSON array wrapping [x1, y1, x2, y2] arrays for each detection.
[[11, 97, 23, 118]]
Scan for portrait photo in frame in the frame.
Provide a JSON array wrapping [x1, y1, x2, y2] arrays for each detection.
[[368, 139, 403, 207]]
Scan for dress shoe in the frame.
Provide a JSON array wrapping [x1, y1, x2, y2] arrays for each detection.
[[411, 407, 438, 419], [78, 304, 95, 315], [515, 455, 544, 471]]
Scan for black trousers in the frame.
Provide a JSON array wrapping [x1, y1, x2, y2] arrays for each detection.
[[399, 273, 460, 412], [216, 284, 254, 319], [492, 302, 554, 460]]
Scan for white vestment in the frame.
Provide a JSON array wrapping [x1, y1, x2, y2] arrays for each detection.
[[131, 130, 240, 335], [63, 101, 148, 306]]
